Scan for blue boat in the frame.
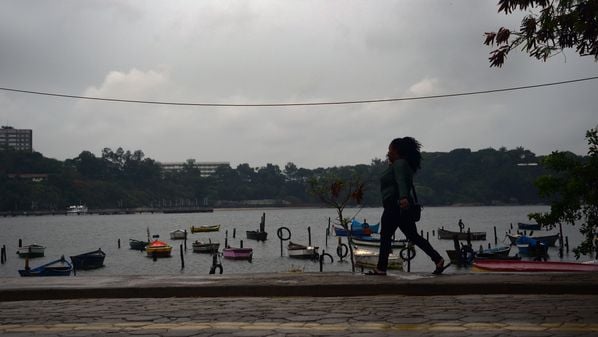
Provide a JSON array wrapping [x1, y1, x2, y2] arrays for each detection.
[[70, 248, 106, 270], [517, 222, 541, 231], [334, 220, 380, 237], [516, 236, 549, 257], [19, 256, 73, 277]]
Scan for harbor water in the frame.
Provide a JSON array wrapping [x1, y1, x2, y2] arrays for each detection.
[[0, 205, 589, 277]]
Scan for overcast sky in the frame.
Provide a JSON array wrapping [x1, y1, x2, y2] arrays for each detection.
[[1, 1, 596, 169]]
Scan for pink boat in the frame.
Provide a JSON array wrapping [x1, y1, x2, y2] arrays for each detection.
[[473, 259, 598, 272], [223, 247, 253, 260]]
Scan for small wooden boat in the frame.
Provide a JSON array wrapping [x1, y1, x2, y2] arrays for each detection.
[[517, 222, 541, 231], [507, 233, 559, 246], [19, 256, 72, 276], [169, 229, 188, 240], [223, 247, 253, 260], [70, 248, 106, 270], [473, 259, 598, 272], [287, 241, 319, 259], [190, 224, 221, 233], [129, 239, 149, 251], [192, 240, 220, 253], [354, 248, 403, 270], [476, 245, 511, 259], [146, 240, 172, 258], [16, 244, 46, 258], [438, 228, 486, 241], [350, 236, 407, 249]]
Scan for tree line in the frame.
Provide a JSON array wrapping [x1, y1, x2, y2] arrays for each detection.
[[0, 145, 553, 211]]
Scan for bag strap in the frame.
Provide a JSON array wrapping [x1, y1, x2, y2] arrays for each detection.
[[411, 182, 419, 204]]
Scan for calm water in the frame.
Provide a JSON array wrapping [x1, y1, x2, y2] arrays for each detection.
[[0, 206, 589, 277]]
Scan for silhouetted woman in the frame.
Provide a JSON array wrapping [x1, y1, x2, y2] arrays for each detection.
[[367, 137, 450, 275]]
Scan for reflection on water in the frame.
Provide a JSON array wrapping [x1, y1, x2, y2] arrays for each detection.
[[0, 205, 589, 277]]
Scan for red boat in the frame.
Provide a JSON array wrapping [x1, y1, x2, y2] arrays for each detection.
[[473, 259, 598, 272]]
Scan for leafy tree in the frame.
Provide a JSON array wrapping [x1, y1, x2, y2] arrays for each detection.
[[484, 0, 598, 67], [529, 129, 598, 258]]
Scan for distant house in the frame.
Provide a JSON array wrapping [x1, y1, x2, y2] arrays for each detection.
[[159, 161, 230, 177], [7, 173, 49, 182]]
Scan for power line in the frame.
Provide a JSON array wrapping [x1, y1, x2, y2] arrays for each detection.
[[1, 76, 597, 107]]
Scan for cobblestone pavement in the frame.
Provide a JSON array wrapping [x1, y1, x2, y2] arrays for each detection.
[[1, 295, 597, 337]]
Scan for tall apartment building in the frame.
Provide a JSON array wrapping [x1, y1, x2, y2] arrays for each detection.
[[0, 126, 32, 152]]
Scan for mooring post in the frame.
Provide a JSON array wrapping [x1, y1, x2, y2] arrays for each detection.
[[225, 230, 229, 248], [494, 226, 498, 245], [325, 228, 329, 246], [184, 230, 187, 250], [18, 239, 22, 248], [233, 228, 236, 239], [426, 232, 429, 241], [308, 226, 312, 246], [240, 240, 244, 249], [559, 223, 564, 258], [1, 245, 5, 264], [117, 239, 121, 249], [565, 236, 569, 253], [180, 244, 185, 269], [327, 217, 331, 236]]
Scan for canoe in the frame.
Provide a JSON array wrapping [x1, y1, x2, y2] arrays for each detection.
[[129, 239, 149, 250], [70, 248, 106, 270], [16, 244, 46, 258], [192, 240, 220, 253], [246, 231, 268, 241], [146, 240, 172, 258], [472, 259, 598, 272], [517, 222, 541, 231], [438, 228, 486, 241], [19, 256, 72, 277], [287, 241, 319, 259], [169, 229, 188, 240], [350, 236, 408, 249], [507, 233, 559, 246], [223, 247, 253, 260], [190, 225, 221, 233], [353, 248, 403, 270]]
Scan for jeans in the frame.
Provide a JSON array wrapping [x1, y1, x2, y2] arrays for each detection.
[[376, 204, 442, 272]]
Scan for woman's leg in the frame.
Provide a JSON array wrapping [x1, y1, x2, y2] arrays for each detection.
[[376, 207, 400, 272], [398, 216, 442, 264]]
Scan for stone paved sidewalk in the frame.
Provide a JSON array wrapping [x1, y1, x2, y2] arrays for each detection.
[[1, 294, 597, 336]]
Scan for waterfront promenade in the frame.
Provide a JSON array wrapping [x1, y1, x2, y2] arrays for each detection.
[[0, 272, 597, 336]]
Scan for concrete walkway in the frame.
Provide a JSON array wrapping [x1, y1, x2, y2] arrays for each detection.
[[1, 272, 597, 336]]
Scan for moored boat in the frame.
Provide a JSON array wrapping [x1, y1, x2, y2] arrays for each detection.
[[190, 224, 221, 233], [287, 241, 319, 259], [19, 256, 73, 276], [16, 244, 46, 258], [70, 248, 106, 270], [246, 231, 268, 241], [169, 229, 188, 240], [223, 247, 253, 260], [351, 219, 380, 234], [438, 228, 486, 241], [129, 239, 149, 251], [350, 236, 407, 249], [354, 248, 403, 270], [66, 205, 88, 215], [192, 240, 220, 253], [517, 222, 541, 231], [476, 245, 511, 259], [507, 233, 559, 246], [472, 259, 598, 272], [146, 240, 172, 258]]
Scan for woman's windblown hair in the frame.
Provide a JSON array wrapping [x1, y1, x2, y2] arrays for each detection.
[[390, 137, 422, 172]]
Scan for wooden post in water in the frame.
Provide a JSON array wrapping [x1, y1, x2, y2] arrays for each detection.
[[1, 245, 5, 264], [558, 223, 564, 258], [426, 232, 429, 241], [225, 230, 229, 248], [325, 228, 329, 246], [494, 226, 497, 245], [118, 239, 121, 249], [18, 239, 22, 248], [240, 240, 244, 248], [180, 244, 185, 269], [565, 236, 569, 253], [233, 228, 236, 239], [328, 218, 331, 236], [432, 229, 435, 237], [308, 227, 312, 246]]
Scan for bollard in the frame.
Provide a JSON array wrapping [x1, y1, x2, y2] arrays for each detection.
[[308, 226, 312, 246], [118, 239, 121, 249], [494, 226, 498, 245], [180, 244, 185, 269]]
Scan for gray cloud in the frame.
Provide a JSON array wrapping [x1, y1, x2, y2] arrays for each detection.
[[1, 0, 596, 168]]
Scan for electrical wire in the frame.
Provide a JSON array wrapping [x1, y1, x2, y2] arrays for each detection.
[[0, 76, 597, 107]]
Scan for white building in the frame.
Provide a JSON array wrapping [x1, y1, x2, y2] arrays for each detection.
[[0, 126, 32, 152], [160, 161, 230, 177]]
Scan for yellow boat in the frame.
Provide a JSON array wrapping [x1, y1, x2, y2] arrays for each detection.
[[145, 240, 172, 258], [190, 224, 221, 233]]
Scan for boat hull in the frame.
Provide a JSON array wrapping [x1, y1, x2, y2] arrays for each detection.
[[190, 225, 221, 233], [354, 249, 403, 270], [16, 244, 46, 258], [129, 239, 148, 250], [246, 231, 268, 241], [19, 257, 72, 277], [223, 248, 253, 260], [473, 259, 598, 272], [169, 230, 187, 240], [507, 233, 559, 246], [70, 249, 106, 270], [351, 236, 407, 249], [192, 242, 220, 253], [438, 228, 486, 241]]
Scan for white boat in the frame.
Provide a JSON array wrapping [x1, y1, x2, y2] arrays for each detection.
[[169, 229, 188, 240], [17, 244, 46, 258], [353, 248, 403, 270], [287, 241, 319, 259], [66, 205, 88, 215]]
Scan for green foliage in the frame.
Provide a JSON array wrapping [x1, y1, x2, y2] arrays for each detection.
[[484, 0, 598, 67], [529, 129, 598, 257]]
